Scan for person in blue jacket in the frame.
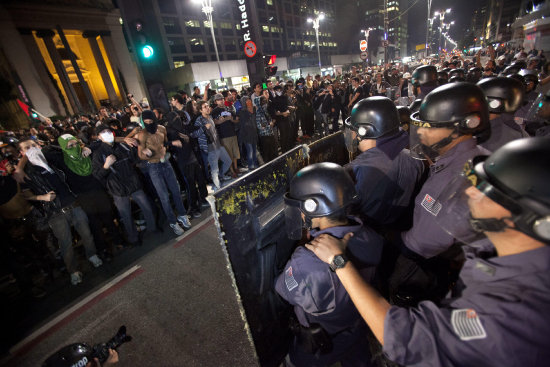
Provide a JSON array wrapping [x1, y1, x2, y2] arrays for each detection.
[[275, 162, 384, 367]]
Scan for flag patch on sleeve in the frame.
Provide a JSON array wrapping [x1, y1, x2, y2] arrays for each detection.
[[451, 309, 487, 341], [285, 266, 298, 291], [421, 194, 442, 216]]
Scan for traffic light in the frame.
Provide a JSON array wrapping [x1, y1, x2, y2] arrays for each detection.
[[133, 20, 155, 60], [142, 45, 154, 58], [264, 54, 278, 77]]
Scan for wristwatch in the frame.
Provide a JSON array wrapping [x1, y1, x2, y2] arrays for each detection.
[[329, 254, 349, 272]]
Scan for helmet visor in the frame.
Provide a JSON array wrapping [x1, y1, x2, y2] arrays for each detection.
[[524, 92, 546, 124], [435, 161, 487, 244], [283, 193, 305, 240], [344, 117, 358, 153]]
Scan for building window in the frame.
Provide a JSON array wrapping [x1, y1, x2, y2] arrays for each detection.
[[203, 20, 216, 28], [168, 38, 186, 53], [193, 55, 208, 62], [267, 0, 273, 5], [158, 0, 176, 14], [224, 40, 237, 52], [174, 61, 185, 68], [185, 20, 201, 34], [163, 17, 181, 34], [190, 38, 205, 52]]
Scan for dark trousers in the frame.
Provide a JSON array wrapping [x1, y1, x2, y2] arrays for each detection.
[[278, 116, 294, 153], [259, 135, 278, 163], [78, 190, 122, 251], [176, 160, 208, 212]]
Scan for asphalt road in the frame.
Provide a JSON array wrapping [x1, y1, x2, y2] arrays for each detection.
[[2, 215, 259, 367]]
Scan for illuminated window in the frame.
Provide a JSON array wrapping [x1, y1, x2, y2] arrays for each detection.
[[174, 61, 185, 68], [262, 25, 269, 32], [186, 20, 199, 27], [203, 20, 216, 28], [220, 22, 232, 29], [267, 0, 273, 5], [304, 41, 311, 47]]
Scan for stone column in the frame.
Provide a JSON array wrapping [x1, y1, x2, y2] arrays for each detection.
[[18, 28, 66, 116], [98, 32, 127, 104], [56, 25, 97, 113], [83, 30, 120, 106], [36, 29, 81, 114]]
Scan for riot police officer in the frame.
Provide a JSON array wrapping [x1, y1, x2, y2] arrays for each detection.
[[477, 77, 529, 152], [344, 97, 425, 228], [275, 162, 384, 367], [404, 82, 490, 259], [515, 69, 540, 125], [396, 105, 411, 132], [410, 65, 438, 101], [306, 137, 550, 367]]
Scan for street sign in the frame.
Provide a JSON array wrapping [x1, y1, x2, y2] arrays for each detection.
[[359, 39, 367, 52], [360, 51, 368, 60], [244, 41, 257, 58]]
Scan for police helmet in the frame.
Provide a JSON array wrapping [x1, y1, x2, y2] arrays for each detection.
[[472, 137, 550, 243], [42, 343, 93, 367], [437, 71, 449, 85], [344, 97, 400, 139], [411, 65, 438, 87], [512, 60, 528, 69], [409, 98, 422, 113], [412, 82, 489, 135], [477, 77, 524, 114], [518, 69, 539, 87], [467, 67, 483, 83], [449, 68, 466, 80], [507, 73, 526, 86], [285, 162, 357, 218], [396, 106, 411, 128], [502, 64, 521, 76], [449, 75, 466, 83]]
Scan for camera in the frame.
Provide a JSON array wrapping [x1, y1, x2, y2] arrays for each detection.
[[92, 325, 132, 363], [42, 325, 131, 367]]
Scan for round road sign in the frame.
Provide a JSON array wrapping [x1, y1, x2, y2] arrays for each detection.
[[244, 41, 257, 58], [360, 40, 367, 52], [360, 51, 368, 60]]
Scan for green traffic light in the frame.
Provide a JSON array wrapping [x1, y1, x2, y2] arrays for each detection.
[[142, 45, 154, 58]]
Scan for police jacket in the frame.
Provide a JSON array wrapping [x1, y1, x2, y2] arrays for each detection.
[[402, 139, 490, 258], [481, 114, 529, 152], [275, 218, 384, 334], [91, 142, 142, 197], [347, 130, 425, 228], [383, 245, 550, 367]]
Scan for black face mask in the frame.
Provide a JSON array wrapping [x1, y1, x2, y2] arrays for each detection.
[[145, 121, 158, 134]]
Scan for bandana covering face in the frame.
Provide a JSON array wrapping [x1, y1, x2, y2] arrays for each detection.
[[58, 134, 92, 176], [26, 146, 54, 173]]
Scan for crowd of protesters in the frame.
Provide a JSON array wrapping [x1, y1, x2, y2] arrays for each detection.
[[1, 40, 549, 308]]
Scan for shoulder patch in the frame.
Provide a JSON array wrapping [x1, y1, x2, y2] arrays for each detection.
[[285, 266, 298, 292], [451, 309, 487, 341], [421, 194, 442, 216]]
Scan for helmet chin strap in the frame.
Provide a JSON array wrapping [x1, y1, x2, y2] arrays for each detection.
[[469, 214, 514, 233], [428, 128, 459, 152]]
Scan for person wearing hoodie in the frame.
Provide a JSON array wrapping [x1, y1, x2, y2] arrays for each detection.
[[276, 163, 382, 367], [92, 125, 158, 247]]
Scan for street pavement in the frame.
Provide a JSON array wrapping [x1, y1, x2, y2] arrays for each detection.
[[2, 215, 259, 367]]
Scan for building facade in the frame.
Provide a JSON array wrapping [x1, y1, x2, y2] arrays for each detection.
[[0, 0, 147, 122]]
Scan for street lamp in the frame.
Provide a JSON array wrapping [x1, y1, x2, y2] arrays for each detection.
[[307, 12, 325, 74], [433, 8, 452, 53], [193, 0, 223, 81]]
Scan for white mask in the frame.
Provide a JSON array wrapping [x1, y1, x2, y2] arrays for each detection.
[[26, 146, 53, 173], [100, 131, 114, 144]]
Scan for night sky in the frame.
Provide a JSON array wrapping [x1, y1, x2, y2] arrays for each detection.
[[407, 0, 489, 51]]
